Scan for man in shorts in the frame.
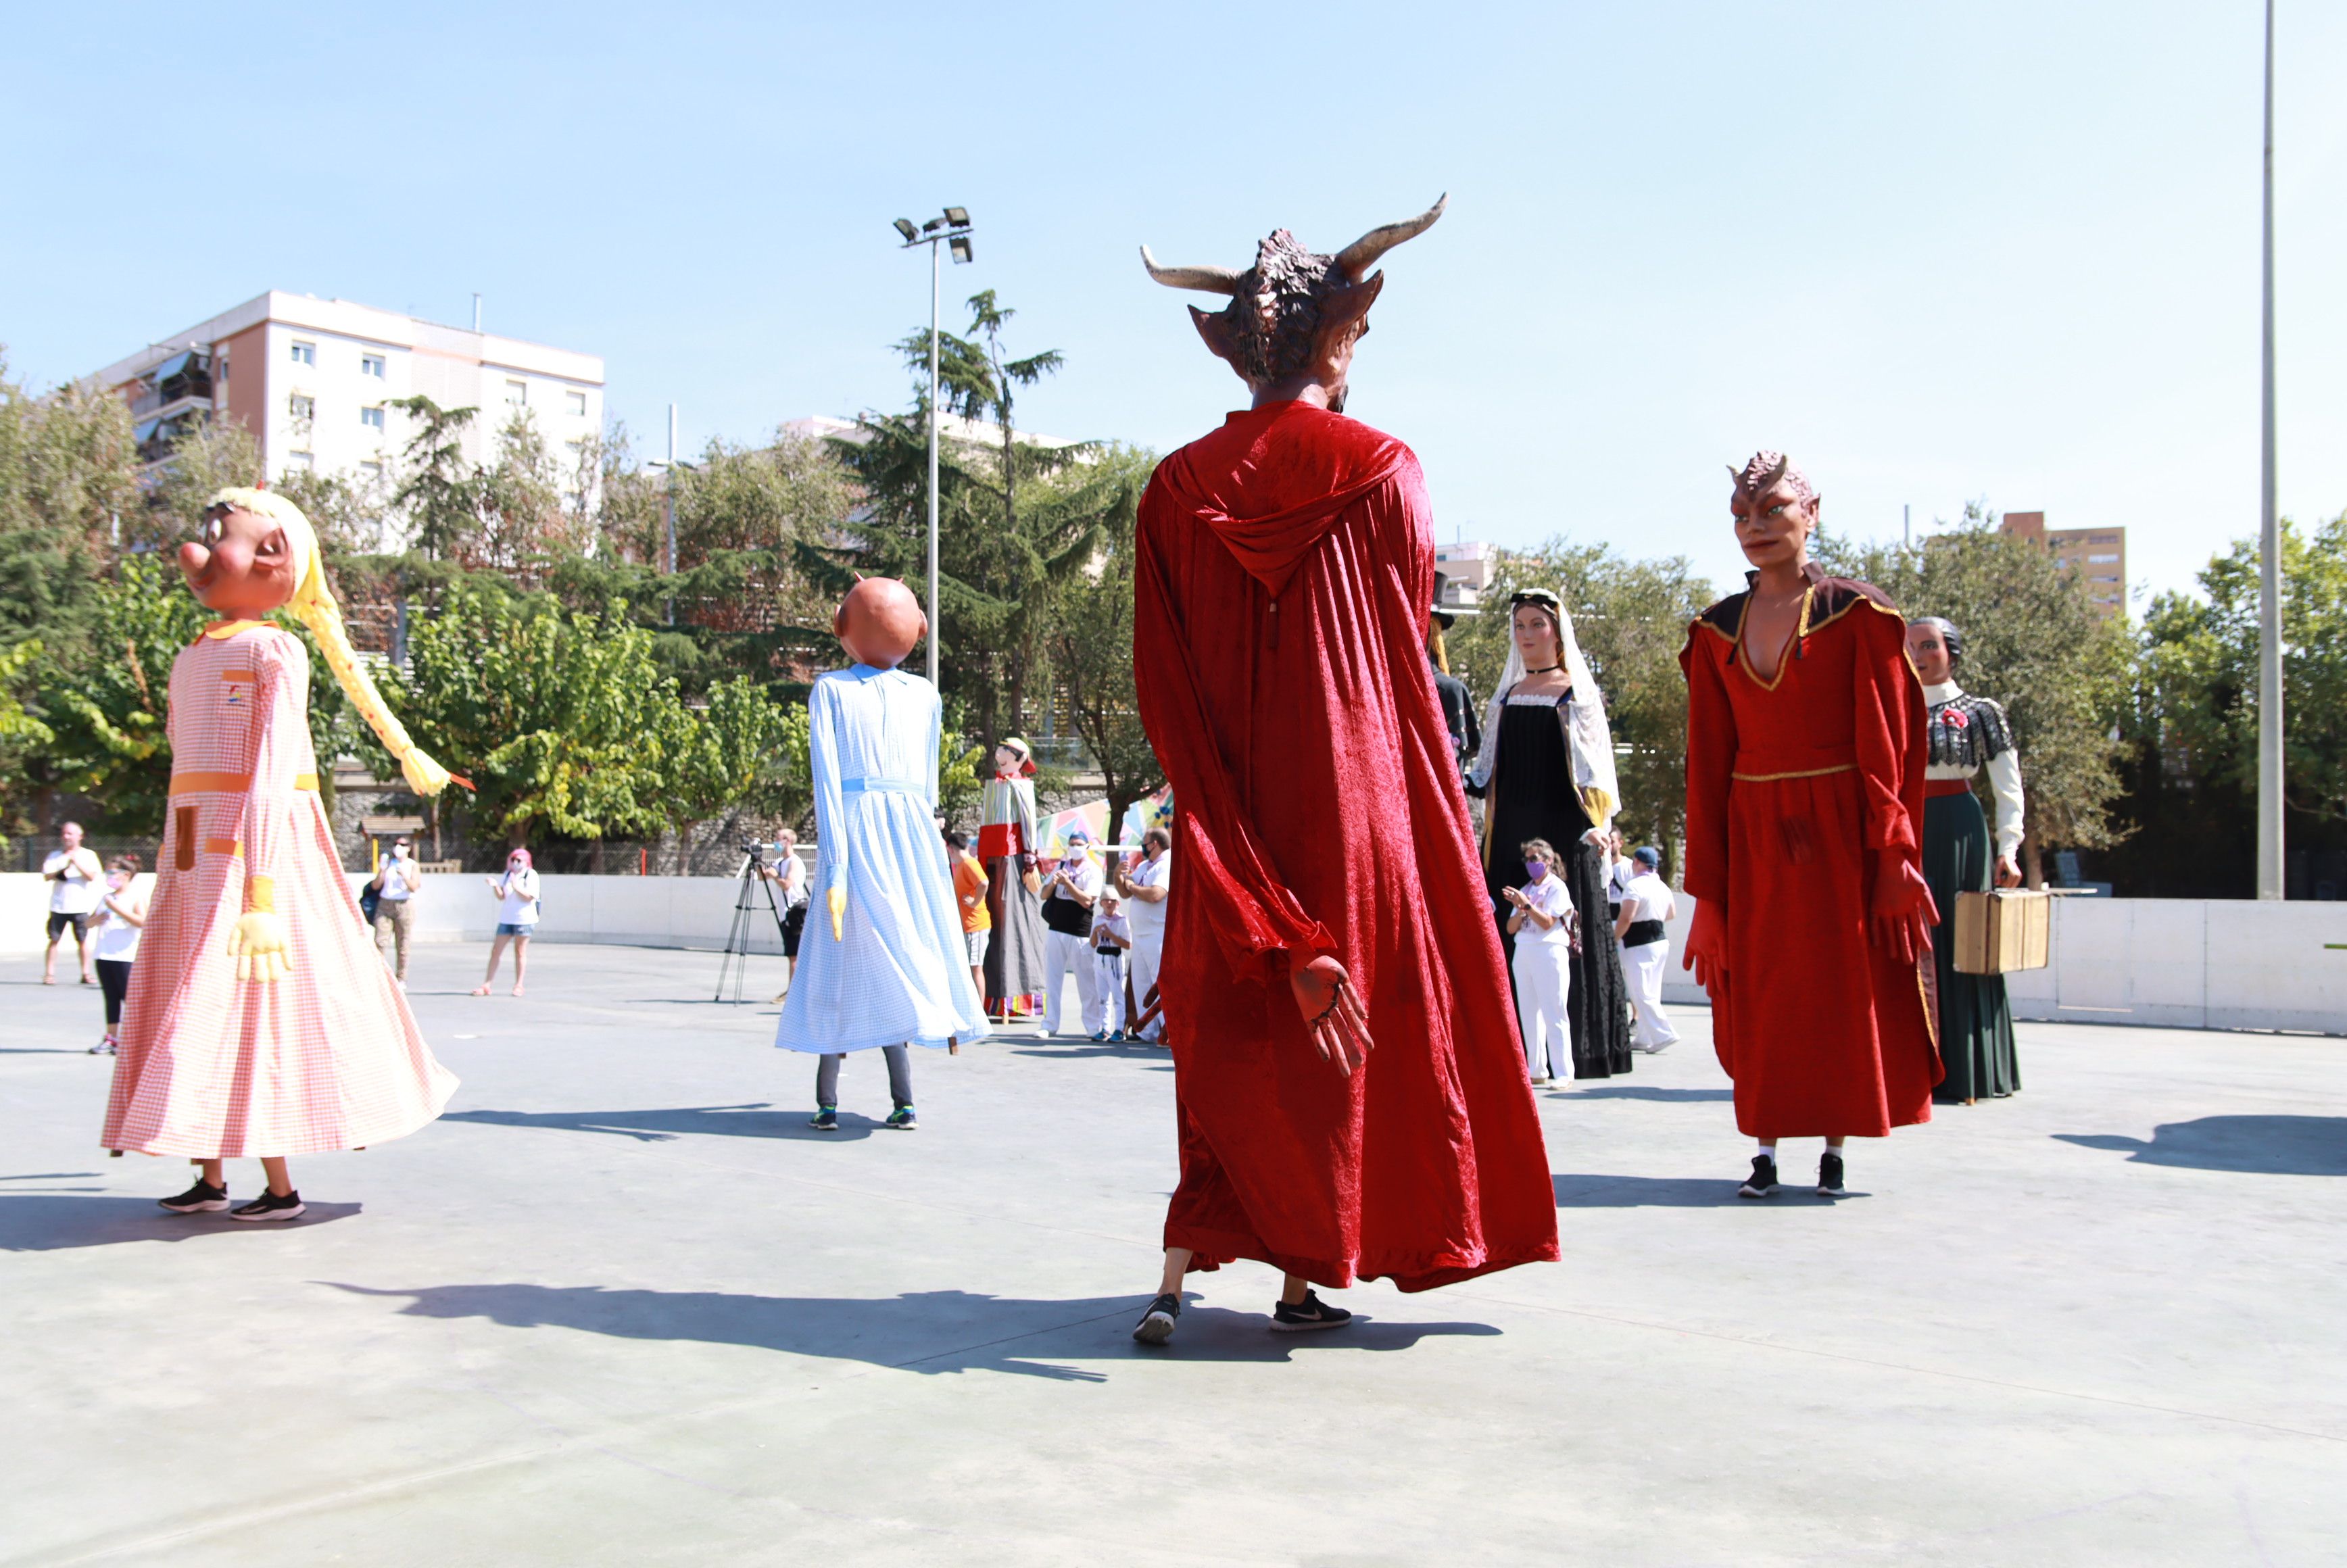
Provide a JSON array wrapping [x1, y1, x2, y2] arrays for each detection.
[[946, 828, 992, 1000], [42, 822, 104, 987]]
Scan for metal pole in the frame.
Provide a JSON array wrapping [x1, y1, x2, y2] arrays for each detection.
[[1904, 504, 1911, 549], [2257, 0, 2283, 900], [927, 238, 942, 689], [664, 403, 679, 627]]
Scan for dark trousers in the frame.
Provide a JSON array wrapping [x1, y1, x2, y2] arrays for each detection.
[[816, 1046, 913, 1110], [95, 958, 132, 1028]]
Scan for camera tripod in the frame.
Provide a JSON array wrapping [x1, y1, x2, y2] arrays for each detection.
[[715, 849, 793, 1004]]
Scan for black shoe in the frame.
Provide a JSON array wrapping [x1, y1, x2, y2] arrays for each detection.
[[1271, 1291, 1353, 1332], [808, 1107, 839, 1131], [158, 1179, 228, 1214], [886, 1106, 917, 1131], [1132, 1292, 1182, 1344], [1818, 1152, 1847, 1198], [1738, 1155, 1779, 1200], [228, 1189, 305, 1223]]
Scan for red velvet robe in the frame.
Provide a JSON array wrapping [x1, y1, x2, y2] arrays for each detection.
[[1679, 566, 1943, 1138], [1134, 401, 1559, 1291]]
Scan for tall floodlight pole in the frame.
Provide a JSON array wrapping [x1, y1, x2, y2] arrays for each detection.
[[2257, 0, 2283, 900], [646, 404, 696, 628], [894, 209, 975, 689]]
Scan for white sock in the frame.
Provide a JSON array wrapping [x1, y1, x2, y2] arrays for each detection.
[[1756, 1144, 1776, 1162]]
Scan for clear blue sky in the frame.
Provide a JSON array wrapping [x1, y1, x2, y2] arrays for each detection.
[[7, 3, 2340, 605]]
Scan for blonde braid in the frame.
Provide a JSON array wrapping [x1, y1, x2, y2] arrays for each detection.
[[207, 487, 456, 798]]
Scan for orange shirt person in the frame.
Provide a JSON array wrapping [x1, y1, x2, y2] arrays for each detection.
[[946, 829, 992, 1003]]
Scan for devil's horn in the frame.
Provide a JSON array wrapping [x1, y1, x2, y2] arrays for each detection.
[[1334, 194, 1449, 280], [1726, 464, 1746, 494], [1139, 246, 1241, 295], [1760, 454, 1790, 492]]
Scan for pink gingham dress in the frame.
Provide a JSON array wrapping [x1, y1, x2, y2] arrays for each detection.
[[103, 624, 458, 1158]]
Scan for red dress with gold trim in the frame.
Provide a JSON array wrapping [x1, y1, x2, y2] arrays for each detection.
[[1678, 566, 1941, 1138]]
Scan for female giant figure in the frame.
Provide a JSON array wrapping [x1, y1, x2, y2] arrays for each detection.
[[1466, 589, 1633, 1078]]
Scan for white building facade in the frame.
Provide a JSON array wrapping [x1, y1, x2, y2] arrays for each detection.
[[96, 291, 605, 545]]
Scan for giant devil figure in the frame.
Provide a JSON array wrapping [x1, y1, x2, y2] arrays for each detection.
[[1125, 197, 1559, 1346]]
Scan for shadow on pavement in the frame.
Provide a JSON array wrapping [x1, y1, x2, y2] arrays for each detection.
[[0, 1048, 94, 1055], [1011, 1042, 1173, 1067], [443, 1103, 881, 1143], [1551, 1173, 1858, 1207], [0, 1194, 365, 1250], [326, 1282, 1501, 1381], [2054, 1114, 2347, 1176], [1563, 1086, 1735, 1102]]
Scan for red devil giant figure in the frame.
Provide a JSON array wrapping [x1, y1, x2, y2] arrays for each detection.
[[1125, 197, 1559, 1346]]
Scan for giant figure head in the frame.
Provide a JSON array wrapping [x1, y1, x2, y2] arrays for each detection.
[[834, 576, 926, 670], [1139, 197, 1447, 413], [1728, 451, 1821, 574]]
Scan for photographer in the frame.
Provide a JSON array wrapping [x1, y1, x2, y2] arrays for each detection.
[[370, 836, 422, 987], [761, 830, 809, 983]]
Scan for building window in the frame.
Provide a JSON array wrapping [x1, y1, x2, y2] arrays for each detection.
[[360, 460, 383, 479], [290, 341, 316, 366], [289, 394, 315, 421], [566, 389, 587, 416], [361, 354, 386, 378], [505, 379, 527, 406], [2087, 553, 2119, 564], [361, 405, 386, 430], [287, 451, 314, 471]]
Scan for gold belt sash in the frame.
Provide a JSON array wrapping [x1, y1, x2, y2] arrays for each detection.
[[168, 771, 319, 794]]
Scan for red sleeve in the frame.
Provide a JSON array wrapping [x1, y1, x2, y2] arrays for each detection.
[[1848, 604, 1925, 858], [1132, 487, 1336, 980], [1678, 627, 1736, 906]]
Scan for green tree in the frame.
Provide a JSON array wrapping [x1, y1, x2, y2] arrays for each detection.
[[1819, 506, 2134, 884], [1448, 541, 1716, 873], [389, 395, 485, 561], [144, 416, 262, 550], [1042, 445, 1164, 830], [652, 676, 808, 872]]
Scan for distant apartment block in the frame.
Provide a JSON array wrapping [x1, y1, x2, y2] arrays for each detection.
[[2000, 510, 2127, 618], [1433, 539, 1496, 612], [95, 292, 605, 538]]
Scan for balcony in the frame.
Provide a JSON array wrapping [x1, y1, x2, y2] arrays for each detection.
[[134, 409, 206, 465], [127, 350, 214, 420]]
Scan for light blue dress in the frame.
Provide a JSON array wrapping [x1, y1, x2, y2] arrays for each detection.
[[775, 665, 990, 1054]]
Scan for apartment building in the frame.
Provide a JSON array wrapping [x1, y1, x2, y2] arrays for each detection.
[[95, 292, 605, 541], [2000, 510, 2127, 618], [1432, 539, 1496, 613]]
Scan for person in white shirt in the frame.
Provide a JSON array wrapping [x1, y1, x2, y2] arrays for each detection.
[[1501, 837, 1579, 1083], [87, 854, 147, 1054], [1114, 828, 1173, 1043], [1089, 889, 1133, 1040], [370, 836, 424, 985], [41, 821, 105, 987], [1612, 846, 1680, 1052], [472, 847, 541, 998], [1038, 831, 1107, 1035]]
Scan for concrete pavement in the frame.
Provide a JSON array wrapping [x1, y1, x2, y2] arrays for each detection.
[[1, 942, 2342, 1565]]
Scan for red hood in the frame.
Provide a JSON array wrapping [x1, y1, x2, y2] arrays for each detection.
[[1149, 401, 1413, 597]]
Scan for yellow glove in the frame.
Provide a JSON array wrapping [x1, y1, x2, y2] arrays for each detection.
[[227, 912, 293, 982], [827, 885, 846, 941]]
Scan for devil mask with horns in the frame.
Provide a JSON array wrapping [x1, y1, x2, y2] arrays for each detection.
[[1727, 450, 1822, 575], [1140, 196, 1447, 414]]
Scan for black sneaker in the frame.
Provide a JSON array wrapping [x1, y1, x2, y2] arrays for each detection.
[[808, 1107, 839, 1131], [1818, 1152, 1847, 1198], [1132, 1292, 1182, 1344], [228, 1189, 305, 1223], [1271, 1291, 1353, 1332], [158, 1179, 228, 1214], [1738, 1155, 1779, 1200], [886, 1106, 917, 1131]]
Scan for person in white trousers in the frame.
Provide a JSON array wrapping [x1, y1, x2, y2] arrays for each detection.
[[1502, 837, 1578, 1083], [1089, 889, 1132, 1039], [1613, 846, 1680, 1052], [1115, 828, 1173, 1042], [1038, 833, 1105, 1036]]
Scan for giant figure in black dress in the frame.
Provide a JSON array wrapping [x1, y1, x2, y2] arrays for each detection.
[[1467, 589, 1634, 1078]]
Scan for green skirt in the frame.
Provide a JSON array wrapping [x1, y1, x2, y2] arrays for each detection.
[[1923, 788, 2021, 1102]]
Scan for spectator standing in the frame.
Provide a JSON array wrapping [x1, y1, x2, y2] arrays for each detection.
[[1115, 827, 1173, 1043], [771, 829, 808, 983], [41, 822, 104, 987], [1613, 846, 1680, 1052], [1501, 838, 1578, 1083], [471, 848, 541, 997], [1038, 830, 1105, 1035], [945, 829, 992, 1004], [1090, 888, 1132, 1039], [87, 854, 147, 1054], [370, 836, 422, 987]]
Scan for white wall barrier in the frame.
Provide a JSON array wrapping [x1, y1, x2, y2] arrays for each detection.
[[5, 871, 2340, 1035]]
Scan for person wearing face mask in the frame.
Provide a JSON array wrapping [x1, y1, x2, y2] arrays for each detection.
[[87, 854, 148, 1055], [471, 848, 540, 998], [1466, 587, 1634, 1079], [1500, 839, 1578, 1083]]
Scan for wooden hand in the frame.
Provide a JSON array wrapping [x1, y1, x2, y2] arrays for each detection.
[[1995, 855, 2023, 889], [1683, 898, 1727, 996], [1290, 954, 1374, 1077], [1869, 851, 1939, 964]]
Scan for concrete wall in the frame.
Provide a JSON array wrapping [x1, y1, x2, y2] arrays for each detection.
[[7, 871, 2340, 1035]]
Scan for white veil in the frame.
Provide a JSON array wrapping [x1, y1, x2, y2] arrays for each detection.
[[1468, 591, 1620, 836]]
